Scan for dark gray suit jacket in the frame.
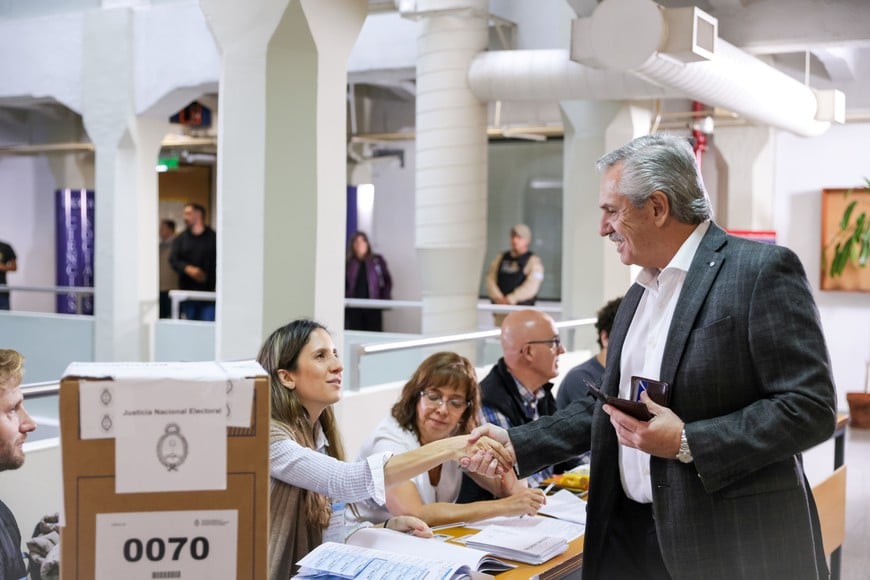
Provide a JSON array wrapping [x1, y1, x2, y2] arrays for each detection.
[[510, 224, 837, 579]]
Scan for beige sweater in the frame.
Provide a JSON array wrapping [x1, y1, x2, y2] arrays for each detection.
[[268, 425, 323, 580]]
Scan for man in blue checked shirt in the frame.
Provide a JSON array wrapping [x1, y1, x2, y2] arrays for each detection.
[[457, 309, 566, 503]]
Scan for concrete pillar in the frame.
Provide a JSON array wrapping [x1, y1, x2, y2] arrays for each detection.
[[199, 0, 366, 359], [601, 104, 651, 296], [136, 117, 171, 357], [714, 126, 776, 230], [82, 7, 166, 361], [560, 100, 622, 350], [412, 0, 489, 344]]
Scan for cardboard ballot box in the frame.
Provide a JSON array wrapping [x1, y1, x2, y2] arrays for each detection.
[[59, 361, 269, 580]]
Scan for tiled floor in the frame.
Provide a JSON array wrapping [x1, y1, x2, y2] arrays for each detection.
[[804, 422, 870, 580]]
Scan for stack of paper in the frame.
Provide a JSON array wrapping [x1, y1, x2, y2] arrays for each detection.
[[296, 528, 515, 579], [537, 489, 588, 525], [467, 515, 584, 542], [465, 525, 568, 565]]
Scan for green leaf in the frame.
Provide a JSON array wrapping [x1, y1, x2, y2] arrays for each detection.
[[840, 200, 857, 230], [832, 242, 845, 277], [859, 237, 869, 266], [854, 213, 867, 244]]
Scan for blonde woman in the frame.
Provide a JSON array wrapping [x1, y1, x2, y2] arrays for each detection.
[[258, 320, 510, 579]]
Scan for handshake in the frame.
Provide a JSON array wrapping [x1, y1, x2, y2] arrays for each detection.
[[458, 425, 516, 477]]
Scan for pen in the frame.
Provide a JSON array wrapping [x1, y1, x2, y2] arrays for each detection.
[[430, 521, 466, 531], [542, 482, 555, 495]]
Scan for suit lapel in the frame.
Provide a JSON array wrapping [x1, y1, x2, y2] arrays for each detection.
[[659, 224, 727, 386]]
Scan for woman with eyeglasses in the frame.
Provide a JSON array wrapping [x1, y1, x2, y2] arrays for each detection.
[[347, 351, 547, 528], [259, 320, 511, 580]]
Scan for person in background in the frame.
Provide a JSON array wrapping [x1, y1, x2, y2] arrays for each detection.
[[347, 352, 546, 528], [485, 224, 544, 326], [344, 231, 392, 332], [0, 240, 17, 311], [464, 134, 837, 579], [158, 219, 178, 319], [556, 296, 623, 409], [0, 349, 37, 579], [258, 319, 512, 579], [458, 309, 565, 503], [169, 203, 217, 321]]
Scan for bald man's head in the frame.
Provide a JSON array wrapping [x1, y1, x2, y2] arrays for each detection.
[[501, 309, 564, 389]]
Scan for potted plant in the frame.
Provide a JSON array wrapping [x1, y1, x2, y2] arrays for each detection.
[[823, 179, 870, 427]]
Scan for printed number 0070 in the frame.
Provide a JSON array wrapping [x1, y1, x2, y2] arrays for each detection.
[[123, 537, 209, 563]]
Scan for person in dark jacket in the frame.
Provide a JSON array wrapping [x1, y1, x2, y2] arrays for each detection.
[[485, 224, 545, 326], [344, 231, 392, 332], [464, 134, 836, 580], [0, 240, 17, 311], [458, 309, 565, 503], [0, 349, 37, 579], [169, 203, 217, 321]]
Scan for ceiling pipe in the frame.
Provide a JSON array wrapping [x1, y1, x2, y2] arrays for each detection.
[[468, 49, 679, 102], [468, 0, 842, 138], [570, 0, 835, 137]]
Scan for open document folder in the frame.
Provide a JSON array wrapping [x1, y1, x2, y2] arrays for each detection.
[[464, 525, 567, 566], [295, 528, 514, 579]]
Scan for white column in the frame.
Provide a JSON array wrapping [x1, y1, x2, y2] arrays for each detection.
[[413, 0, 489, 343], [82, 7, 165, 361], [137, 117, 171, 358], [601, 104, 651, 297], [199, 0, 366, 359], [714, 126, 776, 230], [559, 100, 623, 349]]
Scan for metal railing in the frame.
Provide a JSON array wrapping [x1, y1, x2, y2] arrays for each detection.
[[346, 316, 595, 390], [344, 297, 561, 315], [0, 284, 95, 314], [168, 289, 217, 319], [22, 381, 60, 399]]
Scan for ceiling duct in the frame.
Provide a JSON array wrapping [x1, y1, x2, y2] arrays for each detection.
[[468, 0, 843, 138], [468, 49, 679, 102], [570, 0, 839, 137]]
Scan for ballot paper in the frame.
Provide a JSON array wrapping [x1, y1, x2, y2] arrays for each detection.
[[465, 525, 568, 565], [297, 527, 514, 579], [536, 489, 588, 526], [467, 514, 584, 542]]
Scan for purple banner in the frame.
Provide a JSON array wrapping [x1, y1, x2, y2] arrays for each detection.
[[346, 185, 358, 248], [55, 189, 95, 315]]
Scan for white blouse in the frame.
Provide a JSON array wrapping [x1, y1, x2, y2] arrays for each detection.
[[347, 415, 462, 525]]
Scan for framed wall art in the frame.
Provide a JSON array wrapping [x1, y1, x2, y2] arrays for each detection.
[[821, 187, 870, 292]]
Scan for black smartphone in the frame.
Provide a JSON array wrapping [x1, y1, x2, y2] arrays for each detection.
[[583, 379, 653, 421]]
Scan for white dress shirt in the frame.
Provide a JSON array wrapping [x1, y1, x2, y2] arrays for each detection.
[[618, 221, 710, 502]]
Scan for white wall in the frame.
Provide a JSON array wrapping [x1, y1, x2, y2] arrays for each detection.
[[774, 121, 870, 412], [0, 147, 62, 314], [369, 140, 421, 334]]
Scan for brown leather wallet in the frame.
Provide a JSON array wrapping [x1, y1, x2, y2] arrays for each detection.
[[630, 376, 671, 407], [583, 379, 653, 421]]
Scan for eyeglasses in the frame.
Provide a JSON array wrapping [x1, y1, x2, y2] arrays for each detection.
[[419, 390, 470, 413], [524, 336, 562, 351]]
